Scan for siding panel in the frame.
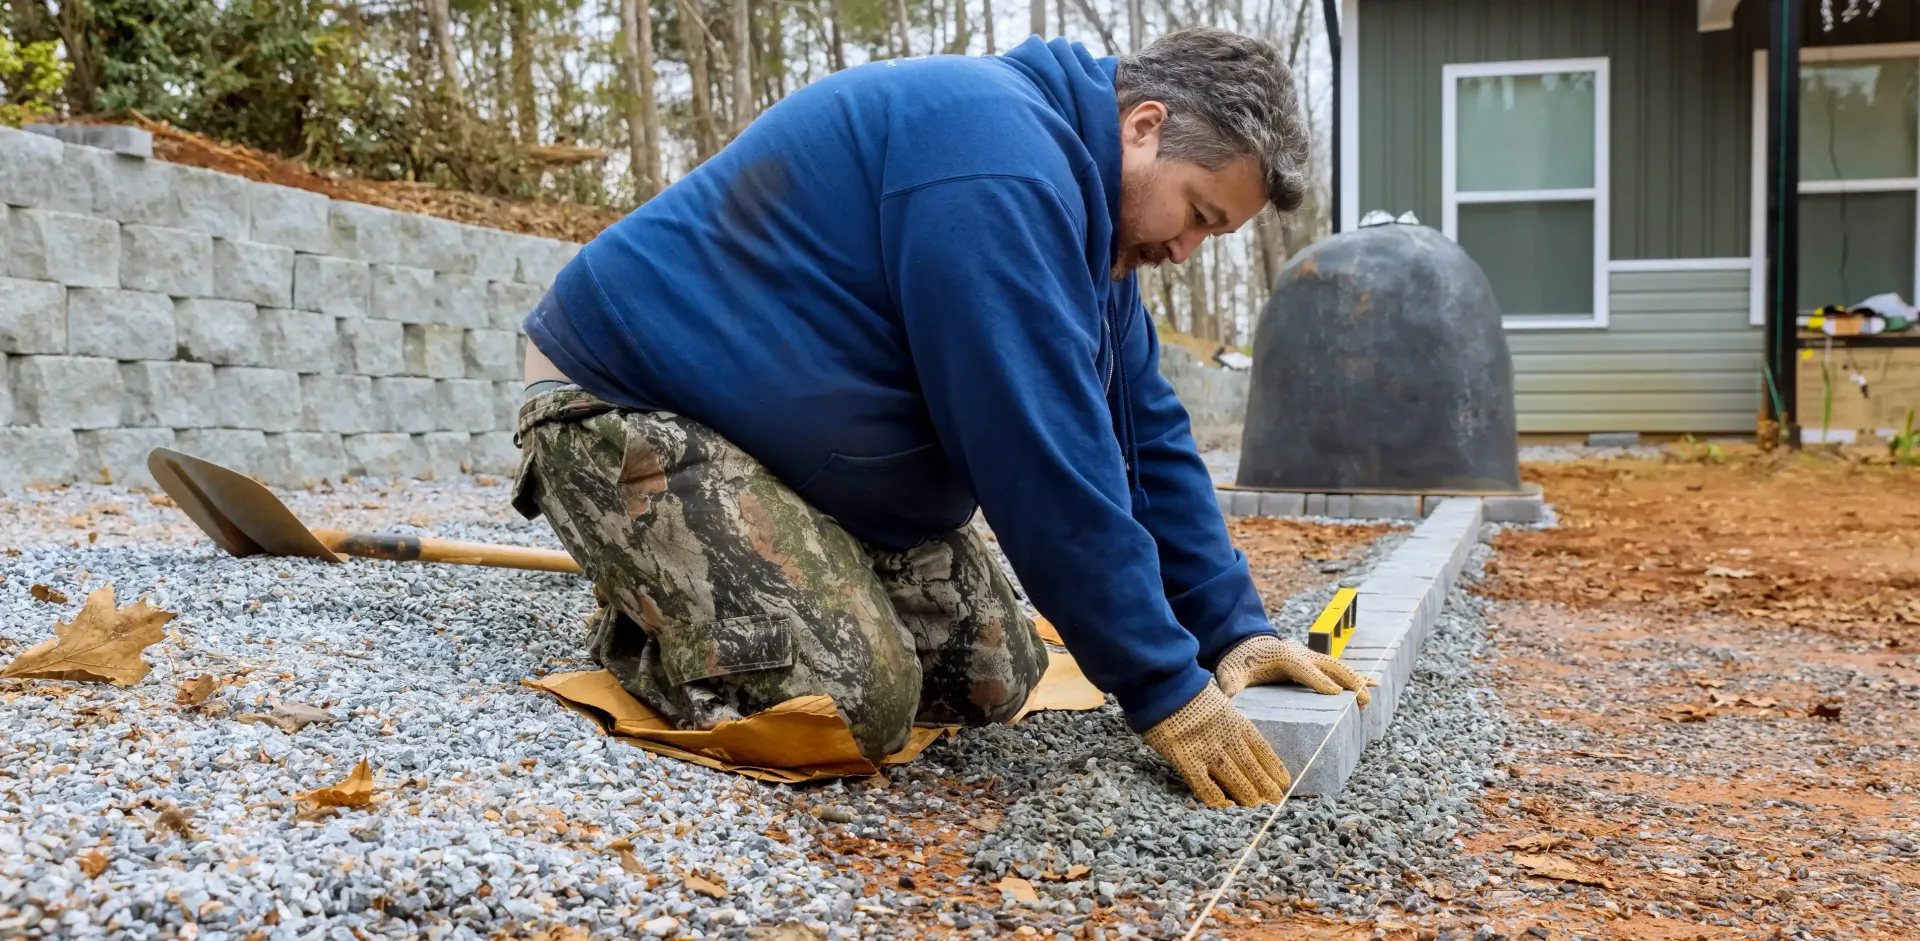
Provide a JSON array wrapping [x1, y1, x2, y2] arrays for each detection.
[[1505, 270, 1762, 433]]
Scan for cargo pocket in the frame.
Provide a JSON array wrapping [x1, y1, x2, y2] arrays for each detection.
[[657, 613, 797, 687], [509, 387, 619, 521]]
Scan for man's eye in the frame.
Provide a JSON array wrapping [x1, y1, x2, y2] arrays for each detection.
[[1192, 207, 1206, 226]]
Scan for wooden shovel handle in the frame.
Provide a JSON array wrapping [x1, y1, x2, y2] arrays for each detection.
[[311, 529, 584, 574]]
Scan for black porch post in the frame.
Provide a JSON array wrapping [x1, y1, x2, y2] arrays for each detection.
[[1763, 0, 1803, 441], [1323, 0, 1342, 233]]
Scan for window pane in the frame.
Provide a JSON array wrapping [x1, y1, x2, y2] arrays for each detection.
[[1457, 201, 1596, 316], [1798, 191, 1917, 312], [1456, 71, 1597, 192], [1801, 58, 1918, 181]]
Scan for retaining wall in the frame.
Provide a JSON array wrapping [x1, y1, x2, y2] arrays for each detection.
[[1159, 344, 1249, 431], [0, 125, 578, 490]]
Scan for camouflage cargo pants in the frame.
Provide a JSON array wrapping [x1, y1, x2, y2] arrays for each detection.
[[510, 388, 1050, 763]]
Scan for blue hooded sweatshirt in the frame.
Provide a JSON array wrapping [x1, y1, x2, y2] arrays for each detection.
[[526, 36, 1275, 732]]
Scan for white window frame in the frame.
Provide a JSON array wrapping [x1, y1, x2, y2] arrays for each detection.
[[1748, 41, 1920, 325], [1441, 57, 1612, 330]]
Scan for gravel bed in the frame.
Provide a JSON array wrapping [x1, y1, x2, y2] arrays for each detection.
[[1, 477, 1511, 940]]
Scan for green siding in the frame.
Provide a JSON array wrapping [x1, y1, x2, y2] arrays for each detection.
[[1508, 270, 1762, 433], [1357, 0, 1918, 261]]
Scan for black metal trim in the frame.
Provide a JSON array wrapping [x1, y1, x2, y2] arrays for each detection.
[[1324, 0, 1342, 233], [1764, 0, 1804, 439]]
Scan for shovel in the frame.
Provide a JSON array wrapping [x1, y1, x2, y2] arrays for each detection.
[[146, 447, 583, 574]]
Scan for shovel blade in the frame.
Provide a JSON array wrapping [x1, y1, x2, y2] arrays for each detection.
[[147, 447, 343, 563]]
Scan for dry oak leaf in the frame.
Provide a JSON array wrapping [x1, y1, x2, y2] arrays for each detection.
[[1507, 833, 1570, 851], [78, 849, 110, 879], [233, 701, 338, 734], [995, 876, 1038, 902], [176, 674, 218, 707], [1514, 853, 1612, 888], [745, 922, 827, 941], [298, 758, 376, 810], [684, 873, 730, 898], [1811, 700, 1843, 720], [1, 586, 174, 685], [29, 584, 68, 604], [968, 812, 1004, 833], [528, 927, 591, 941]]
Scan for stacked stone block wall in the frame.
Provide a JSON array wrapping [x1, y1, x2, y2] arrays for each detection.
[[1158, 343, 1250, 431], [0, 125, 576, 491]]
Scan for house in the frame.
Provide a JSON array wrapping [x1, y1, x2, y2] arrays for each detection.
[[1331, 0, 1919, 437]]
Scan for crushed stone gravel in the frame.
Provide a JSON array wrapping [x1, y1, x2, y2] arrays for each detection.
[[1, 476, 1510, 939]]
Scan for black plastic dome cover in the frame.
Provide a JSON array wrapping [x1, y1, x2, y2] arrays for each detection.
[[1235, 223, 1522, 494]]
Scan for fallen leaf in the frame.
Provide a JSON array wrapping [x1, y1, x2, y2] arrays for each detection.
[[1514, 853, 1611, 888], [995, 876, 1038, 902], [1426, 881, 1456, 901], [150, 803, 199, 841], [176, 674, 217, 707], [1695, 678, 1727, 689], [1507, 834, 1569, 851], [233, 701, 338, 734], [969, 812, 1003, 833], [745, 922, 827, 941], [529, 925, 590, 941], [1, 586, 174, 685], [764, 828, 791, 843], [1811, 700, 1843, 720], [78, 849, 109, 878], [148, 495, 176, 508], [297, 758, 376, 810], [684, 874, 730, 898], [1658, 703, 1716, 723], [618, 849, 645, 874], [1705, 565, 1755, 579], [1572, 750, 1640, 761], [28, 584, 67, 604]]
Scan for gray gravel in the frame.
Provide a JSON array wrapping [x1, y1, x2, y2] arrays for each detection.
[[1, 475, 1511, 939]]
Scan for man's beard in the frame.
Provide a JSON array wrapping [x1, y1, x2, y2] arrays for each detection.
[[1110, 165, 1166, 281]]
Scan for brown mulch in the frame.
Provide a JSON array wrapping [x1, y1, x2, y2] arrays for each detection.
[[1478, 446, 1920, 646], [65, 114, 626, 243]]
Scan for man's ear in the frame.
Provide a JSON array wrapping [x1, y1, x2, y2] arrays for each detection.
[[1120, 101, 1167, 153]]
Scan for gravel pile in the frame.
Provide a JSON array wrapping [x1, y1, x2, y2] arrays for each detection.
[[1, 477, 1511, 940]]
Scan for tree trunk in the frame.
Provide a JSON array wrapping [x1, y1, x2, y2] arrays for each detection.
[[827, 0, 848, 70], [425, 0, 465, 106], [893, 0, 913, 57], [679, 0, 718, 162], [729, 0, 753, 136], [1067, 0, 1118, 54], [1055, 0, 1065, 38], [619, 0, 662, 200], [1128, 0, 1143, 50], [509, 0, 537, 144], [984, 0, 996, 52], [1029, 0, 1045, 39], [1185, 259, 1211, 341]]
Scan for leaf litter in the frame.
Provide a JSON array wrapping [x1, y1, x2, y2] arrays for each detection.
[[0, 585, 174, 685]]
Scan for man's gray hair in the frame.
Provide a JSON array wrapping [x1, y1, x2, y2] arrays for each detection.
[[1113, 28, 1310, 213]]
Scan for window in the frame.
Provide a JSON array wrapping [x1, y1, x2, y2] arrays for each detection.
[[1442, 59, 1611, 329], [1797, 46, 1919, 314]]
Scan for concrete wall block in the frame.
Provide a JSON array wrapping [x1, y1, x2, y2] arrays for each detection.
[[211, 239, 295, 307], [395, 213, 475, 274], [1482, 491, 1545, 524], [336, 318, 405, 378], [0, 278, 66, 354], [214, 366, 302, 432], [370, 264, 437, 323], [1348, 494, 1423, 520], [258, 308, 338, 374], [299, 375, 388, 435], [0, 124, 66, 209], [70, 149, 177, 226], [1256, 491, 1306, 518], [1325, 494, 1352, 519], [377, 377, 442, 434], [76, 428, 175, 488], [487, 281, 544, 333], [1304, 493, 1327, 516], [121, 360, 216, 427], [175, 429, 268, 477], [263, 432, 348, 488], [0, 355, 9, 424], [417, 431, 471, 479], [439, 379, 498, 432], [0, 427, 80, 491], [25, 124, 152, 158], [462, 329, 519, 380], [292, 255, 370, 319], [7, 209, 118, 287], [119, 224, 212, 296], [66, 288, 176, 361], [9, 355, 125, 428], [173, 299, 263, 366], [468, 432, 519, 476], [170, 165, 251, 241], [514, 237, 579, 286], [465, 225, 520, 282], [344, 432, 419, 478], [328, 201, 400, 265], [495, 381, 522, 432], [403, 324, 465, 379], [432, 273, 490, 328], [248, 183, 330, 253]]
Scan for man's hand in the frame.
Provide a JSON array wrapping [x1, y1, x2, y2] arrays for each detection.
[[1141, 681, 1291, 807], [1213, 633, 1377, 705]]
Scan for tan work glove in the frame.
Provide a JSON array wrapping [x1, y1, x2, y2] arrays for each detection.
[[1213, 633, 1376, 706], [1141, 681, 1292, 807]]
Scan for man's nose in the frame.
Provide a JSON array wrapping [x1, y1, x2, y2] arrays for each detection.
[[1166, 231, 1205, 266]]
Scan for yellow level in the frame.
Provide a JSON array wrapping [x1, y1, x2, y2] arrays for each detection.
[[1307, 587, 1357, 658]]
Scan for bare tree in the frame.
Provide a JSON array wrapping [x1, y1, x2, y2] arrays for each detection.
[[1128, 0, 1143, 50], [893, 0, 914, 56], [678, 0, 719, 161], [827, 0, 848, 69], [619, 0, 663, 199], [985, 0, 996, 52], [425, 0, 465, 106], [1030, 0, 1046, 39], [731, 0, 753, 135], [508, 0, 537, 143], [1067, 0, 1117, 55]]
